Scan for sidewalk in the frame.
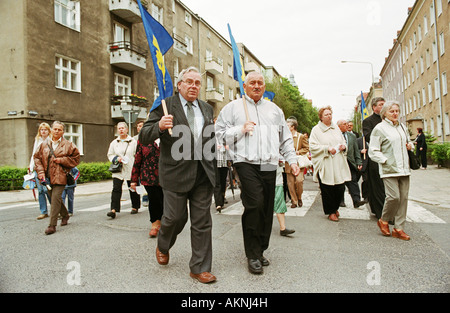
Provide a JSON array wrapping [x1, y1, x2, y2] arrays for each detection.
[[1, 165, 449, 208]]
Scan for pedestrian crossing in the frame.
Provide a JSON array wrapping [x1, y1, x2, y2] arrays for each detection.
[[217, 189, 446, 224]]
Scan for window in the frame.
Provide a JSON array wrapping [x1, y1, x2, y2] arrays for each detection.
[[432, 41, 438, 63], [228, 64, 233, 77], [435, 77, 440, 99], [426, 49, 431, 68], [114, 73, 131, 95], [439, 32, 445, 56], [55, 55, 80, 92], [424, 15, 428, 34], [229, 88, 234, 101], [436, 0, 442, 16], [442, 72, 448, 95], [413, 94, 417, 111], [153, 87, 160, 102], [428, 82, 433, 103], [218, 82, 224, 95], [430, 4, 435, 27], [113, 22, 130, 43], [64, 123, 83, 154], [54, 0, 80, 31], [437, 115, 442, 137], [430, 117, 435, 135], [185, 11, 192, 26], [445, 113, 450, 135], [420, 56, 424, 74], [422, 87, 427, 106], [206, 76, 213, 91], [418, 25, 422, 42], [417, 91, 421, 108], [152, 4, 163, 24], [185, 35, 193, 54]]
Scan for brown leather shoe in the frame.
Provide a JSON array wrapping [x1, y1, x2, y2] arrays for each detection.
[[291, 203, 297, 208], [328, 213, 339, 222], [392, 228, 410, 241], [61, 215, 69, 226], [45, 226, 56, 235], [190, 272, 217, 284], [377, 219, 391, 236], [156, 246, 169, 265]]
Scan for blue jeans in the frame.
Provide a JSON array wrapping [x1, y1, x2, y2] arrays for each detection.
[[35, 172, 51, 214], [62, 187, 75, 214]]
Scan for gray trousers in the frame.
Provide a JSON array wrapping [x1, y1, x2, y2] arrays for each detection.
[[381, 176, 410, 230], [158, 166, 213, 274]]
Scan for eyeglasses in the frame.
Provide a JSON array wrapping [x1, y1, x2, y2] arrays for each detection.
[[182, 79, 202, 87]]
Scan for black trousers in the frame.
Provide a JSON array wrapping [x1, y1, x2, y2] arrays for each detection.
[[416, 149, 427, 168], [367, 158, 385, 219], [111, 178, 141, 212], [234, 163, 276, 259], [318, 174, 345, 215], [213, 167, 228, 207], [143, 185, 164, 223], [344, 165, 362, 205]]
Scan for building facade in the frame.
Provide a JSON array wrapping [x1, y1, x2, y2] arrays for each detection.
[[0, 0, 280, 167], [381, 0, 449, 140]]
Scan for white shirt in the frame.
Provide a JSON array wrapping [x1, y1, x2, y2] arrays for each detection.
[[179, 94, 204, 138]]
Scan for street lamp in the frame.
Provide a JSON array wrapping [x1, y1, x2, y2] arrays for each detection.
[[341, 60, 375, 89]]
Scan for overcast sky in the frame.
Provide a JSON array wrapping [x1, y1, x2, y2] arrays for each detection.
[[180, 0, 416, 122]]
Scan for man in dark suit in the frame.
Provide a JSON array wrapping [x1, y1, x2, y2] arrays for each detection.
[[362, 97, 385, 219], [337, 120, 365, 208], [139, 67, 217, 284]]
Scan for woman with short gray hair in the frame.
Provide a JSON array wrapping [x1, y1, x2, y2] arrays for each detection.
[[368, 101, 413, 240]]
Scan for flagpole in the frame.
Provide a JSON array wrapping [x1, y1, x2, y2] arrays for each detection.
[[161, 99, 172, 136], [241, 95, 253, 136]]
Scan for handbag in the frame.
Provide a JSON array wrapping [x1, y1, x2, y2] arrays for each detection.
[[295, 133, 312, 168], [108, 142, 129, 173], [400, 125, 420, 170]]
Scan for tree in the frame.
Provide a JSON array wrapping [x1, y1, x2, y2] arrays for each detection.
[[265, 76, 318, 133]]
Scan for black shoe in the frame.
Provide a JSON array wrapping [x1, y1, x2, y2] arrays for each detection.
[[280, 228, 295, 236], [353, 200, 366, 208], [248, 258, 263, 274], [107, 211, 116, 219], [259, 256, 270, 266]]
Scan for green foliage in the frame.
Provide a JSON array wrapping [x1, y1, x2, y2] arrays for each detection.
[[265, 76, 319, 133], [429, 142, 450, 167], [76, 162, 112, 184], [0, 162, 112, 191], [0, 166, 28, 191]]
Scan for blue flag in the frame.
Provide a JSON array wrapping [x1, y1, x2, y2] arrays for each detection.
[[263, 91, 275, 101], [360, 91, 369, 120], [227, 24, 246, 96], [137, 0, 174, 112]]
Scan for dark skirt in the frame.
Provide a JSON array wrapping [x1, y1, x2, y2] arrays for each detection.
[[318, 174, 345, 215]]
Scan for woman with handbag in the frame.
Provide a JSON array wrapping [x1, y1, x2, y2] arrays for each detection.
[[309, 106, 350, 222], [33, 121, 80, 235], [107, 122, 138, 219], [368, 101, 413, 240], [29, 122, 52, 220]]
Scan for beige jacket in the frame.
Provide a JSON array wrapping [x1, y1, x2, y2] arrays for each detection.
[[107, 136, 137, 181], [309, 121, 351, 185], [285, 132, 309, 173]]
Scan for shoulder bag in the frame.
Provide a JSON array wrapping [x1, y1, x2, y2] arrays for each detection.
[[400, 125, 420, 170], [108, 141, 130, 173], [296, 133, 312, 168]]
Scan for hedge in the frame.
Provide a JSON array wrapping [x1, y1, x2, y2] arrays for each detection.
[[0, 162, 112, 191]]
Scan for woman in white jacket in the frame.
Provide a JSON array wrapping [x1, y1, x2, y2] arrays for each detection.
[[107, 122, 138, 219], [310, 106, 351, 222], [369, 101, 413, 240]]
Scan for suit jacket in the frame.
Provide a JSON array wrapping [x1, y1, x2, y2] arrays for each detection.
[[357, 136, 369, 172], [345, 132, 362, 170], [139, 93, 216, 193], [362, 113, 382, 144]]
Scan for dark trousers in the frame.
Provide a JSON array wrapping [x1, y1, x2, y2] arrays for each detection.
[[214, 167, 228, 207], [143, 185, 164, 223], [48, 185, 68, 227], [234, 163, 276, 259], [416, 149, 427, 168], [367, 158, 385, 219], [111, 178, 141, 212], [158, 164, 214, 274], [318, 174, 345, 215], [344, 165, 362, 204]]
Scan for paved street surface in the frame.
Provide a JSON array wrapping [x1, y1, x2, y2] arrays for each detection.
[[0, 165, 449, 296]]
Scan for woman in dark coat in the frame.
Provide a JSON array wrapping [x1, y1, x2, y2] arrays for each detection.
[[415, 128, 427, 169], [131, 138, 164, 237]]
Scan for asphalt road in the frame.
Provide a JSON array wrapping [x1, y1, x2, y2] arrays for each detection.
[[0, 176, 449, 296]]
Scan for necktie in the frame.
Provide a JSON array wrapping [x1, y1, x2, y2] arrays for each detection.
[[186, 102, 197, 138]]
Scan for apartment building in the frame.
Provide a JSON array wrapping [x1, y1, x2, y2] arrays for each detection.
[[381, 0, 449, 140], [0, 0, 278, 167]]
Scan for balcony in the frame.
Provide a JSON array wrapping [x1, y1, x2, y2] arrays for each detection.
[[173, 33, 187, 58], [111, 95, 149, 120], [205, 88, 224, 103], [205, 58, 223, 75], [109, 41, 147, 71], [109, 0, 147, 23], [244, 60, 260, 73]]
